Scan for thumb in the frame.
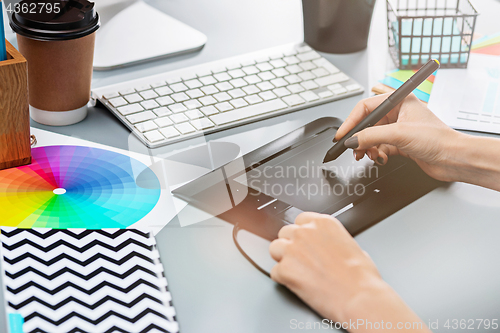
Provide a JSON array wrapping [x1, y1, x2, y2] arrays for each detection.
[[346, 123, 406, 150]]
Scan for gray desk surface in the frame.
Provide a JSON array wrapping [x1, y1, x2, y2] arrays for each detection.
[[3, 0, 500, 332]]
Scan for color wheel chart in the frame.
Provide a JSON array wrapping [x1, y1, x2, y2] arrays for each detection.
[[0, 146, 161, 228]]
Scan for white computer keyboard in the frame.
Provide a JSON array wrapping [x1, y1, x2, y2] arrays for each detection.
[[92, 42, 364, 148]]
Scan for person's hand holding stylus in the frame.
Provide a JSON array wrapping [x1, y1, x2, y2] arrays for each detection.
[[335, 93, 500, 191]]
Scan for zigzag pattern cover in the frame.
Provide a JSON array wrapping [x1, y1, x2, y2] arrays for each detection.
[[0, 228, 179, 333]]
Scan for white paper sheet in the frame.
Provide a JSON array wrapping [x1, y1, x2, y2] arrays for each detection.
[[428, 54, 500, 134]]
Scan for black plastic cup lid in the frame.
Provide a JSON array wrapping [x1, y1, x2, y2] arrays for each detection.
[[10, 0, 100, 41]]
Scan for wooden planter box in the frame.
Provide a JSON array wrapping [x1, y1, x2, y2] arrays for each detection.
[[0, 40, 31, 170]]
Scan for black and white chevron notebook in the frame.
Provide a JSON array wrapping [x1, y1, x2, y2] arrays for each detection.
[[0, 228, 179, 333]]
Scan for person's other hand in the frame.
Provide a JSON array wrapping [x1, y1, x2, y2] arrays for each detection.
[[269, 212, 431, 332], [269, 212, 385, 322], [334, 93, 463, 182]]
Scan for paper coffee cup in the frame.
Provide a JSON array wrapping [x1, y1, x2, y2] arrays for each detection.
[[10, 0, 100, 126]]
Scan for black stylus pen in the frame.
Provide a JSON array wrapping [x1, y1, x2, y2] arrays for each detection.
[[323, 59, 440, 163]]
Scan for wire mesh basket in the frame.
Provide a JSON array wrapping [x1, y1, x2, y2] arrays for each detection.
[[387, 0, 479, 69]]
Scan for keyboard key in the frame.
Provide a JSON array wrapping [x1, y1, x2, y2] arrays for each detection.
[[283, 49, 298, 56], [255, 56, 270, 63], [199, 76, 218, 85], [210, 99, 287, 125], [170, 113, 189, 123], [282, 94, 306, 106], [299, 61, 316, 71], [153, 107, 171, 117], [119, 88, 136, 95], [272, 68, 290, 77], [184, 79, 203, 89], [155, 86, 174, 96], [298, 71, 316, 81], [228, 69, 246, 78], [135, 120, 158, 133], [215, 82, 233, 91], [245, 94, 264, 104], [297, 51, 321, 62], [286, 64, 303, 74], [257, 81, 275, 91], [301, 80, 319, 90], [327, 83, 343, 91], [283, 56, 300, 65], [273, 87, 291, 97], [200, 106, 219, 116], [228, 88, 246, 98], [258, 71, 276, 81], [270, 59, 287, 68], [136, 84, 151, 91], [269, 53, 283, 60], [103, 92, 120, 99], [287, 84, 305, 93], [332, 87, 348, 95], [185, 109, 204, 119], [186, 89, 204, 99], [314, 73, 349, 86], [242, 85, 260, 95], [215, 102, 234, 112], [201, 85, 219, 95], [126, 111, 156, 124], [154, 117, 173, 127], [191, 118, 215, 130], [214, 92, 232, 102], [182, 73, 197, 81], [256, 62, 274, 71], [144, 130, 165, 143], [199, 95, 218, 106], [141, 100, 160, 109], [156, 96, 175, 106], [229, 78, 248, 88], [313, 58, 340, 73], [242, 66, 260, 75], [312, 67, 330, 78], [346, 84, 362, 92], [284, 74, 302, 84], [176, 122, 196, 134], [296, 44, 312, 53], [244, 75, 262, 84], [270, 78, 288, 88], [166, 77, 182, 84], [213, 72, 232, 82], [184, 99, 203, 109], [318, 90, 334, 98], [160, 126, 181, 138], [299, 91, 319, 102], [241, 59, 256, 66], [196, 69, 212, 77], [124, 93, 143, 103], [140, 90, 159, 100], [170, 83, 189, 92], [169, 103, 188, 113], [211, 66, 226, 74], [230, 98, 249, 108], [226, 63, 241, 70], [259, 91, 277, 101], [117, 103, 144, 116], [151, 81, 166, 88], [171, 92, 190, 102]]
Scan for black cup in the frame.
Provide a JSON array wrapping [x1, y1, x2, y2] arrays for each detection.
[[302, 0, 376, 54]]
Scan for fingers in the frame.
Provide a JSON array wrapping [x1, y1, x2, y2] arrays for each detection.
[[295, 212, 323, 225], [269, 238, 290, 262], [348, 123, 408, 151], [335, 94, 400, 141], [278, 224, 299, 239]]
